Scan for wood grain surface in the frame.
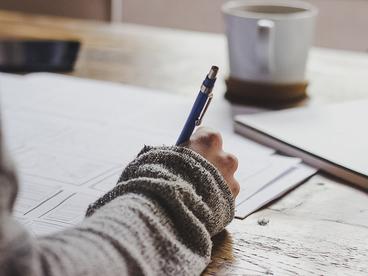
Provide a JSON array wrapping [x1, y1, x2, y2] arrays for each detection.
[[0, 10, 367, 275]]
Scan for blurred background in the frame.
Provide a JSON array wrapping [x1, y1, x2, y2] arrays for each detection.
[[0, 0, 367, 52]]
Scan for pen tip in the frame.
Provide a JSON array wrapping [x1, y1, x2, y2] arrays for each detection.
[[208, 66, 219, 79]]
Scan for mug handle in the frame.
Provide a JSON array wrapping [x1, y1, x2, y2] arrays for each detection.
[[256, 19, 275, 73]]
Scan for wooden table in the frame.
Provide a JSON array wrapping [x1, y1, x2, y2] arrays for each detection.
[[1, 10, 367, 275]]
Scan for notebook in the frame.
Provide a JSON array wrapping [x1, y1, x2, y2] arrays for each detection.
[[234, 100, 368, 190]]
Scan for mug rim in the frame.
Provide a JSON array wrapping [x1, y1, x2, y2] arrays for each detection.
[[222, 0, 318, 20]]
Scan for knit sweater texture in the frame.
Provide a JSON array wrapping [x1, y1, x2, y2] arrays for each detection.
[[0, 145, 234, 276]]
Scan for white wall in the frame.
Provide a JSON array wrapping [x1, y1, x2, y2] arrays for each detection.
[[1, 0, 367, 52], [122, 0, 368, 52]]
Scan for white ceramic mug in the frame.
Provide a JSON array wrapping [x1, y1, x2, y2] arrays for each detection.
[[222, 0, 318, 84]]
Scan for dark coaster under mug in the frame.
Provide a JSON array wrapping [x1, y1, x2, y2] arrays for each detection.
[[225, 77, 309, 107]]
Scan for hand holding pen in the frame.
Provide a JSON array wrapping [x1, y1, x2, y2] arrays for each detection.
[[176, 65, 240, 197]]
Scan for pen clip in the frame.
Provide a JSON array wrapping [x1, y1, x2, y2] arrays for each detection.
[[195, 93, 213, 126]]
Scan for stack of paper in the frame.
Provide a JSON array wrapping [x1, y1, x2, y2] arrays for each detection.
[[0, 73, 316, 235]]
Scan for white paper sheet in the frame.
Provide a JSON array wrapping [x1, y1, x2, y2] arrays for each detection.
[[235, 164, 316, 218], [14, 182, 62, 216], [235, 155, 301, 206], [0, 73, 314, 235]]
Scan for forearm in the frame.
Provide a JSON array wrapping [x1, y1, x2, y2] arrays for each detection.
[[38, 193, 208, 276], [2, 146, 234, 276]]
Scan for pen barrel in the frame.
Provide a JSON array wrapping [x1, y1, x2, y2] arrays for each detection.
[[176, 92, 209, 145]]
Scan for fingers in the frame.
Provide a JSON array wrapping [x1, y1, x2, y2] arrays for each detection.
[[216, 152, 238, 177], [186, 127, 240, 198], [215, 152, 239, 197], [227, 177, 240, 197], [190, 127, 223, 152]]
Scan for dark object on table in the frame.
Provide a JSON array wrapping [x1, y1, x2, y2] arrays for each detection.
[[0, 39, 80, 72]]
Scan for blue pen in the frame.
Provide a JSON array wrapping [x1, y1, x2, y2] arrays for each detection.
[[176, 66, 218, 145]]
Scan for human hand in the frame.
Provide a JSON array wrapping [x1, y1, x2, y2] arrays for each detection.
[[184, 127, 240, 198]]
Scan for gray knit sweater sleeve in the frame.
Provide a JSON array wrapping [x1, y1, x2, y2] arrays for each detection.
[[0, 145, 234, 276]]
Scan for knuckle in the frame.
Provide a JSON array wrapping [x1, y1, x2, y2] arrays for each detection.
[[207, 131, 222, 144], [222, 153, 239, 172], [197, 130, 222, 149]]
